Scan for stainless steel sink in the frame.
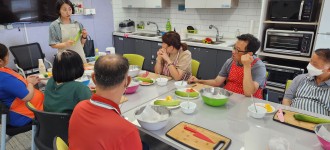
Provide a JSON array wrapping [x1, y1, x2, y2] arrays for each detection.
[[182, 38, 225, 45], [132, 33, 159, 37]]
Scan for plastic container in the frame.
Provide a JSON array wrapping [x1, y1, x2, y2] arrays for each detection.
[[315, 123, 330, 149], [180, 101, 197, 114], [156, 78, 168, 86], [174, 81, 188, 89], [38, 59, 46, 74], [125, 81, 139, 94], [248, 105, 267, 119]]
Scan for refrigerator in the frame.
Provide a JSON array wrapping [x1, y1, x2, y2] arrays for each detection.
[[314, 0, 330, 50]]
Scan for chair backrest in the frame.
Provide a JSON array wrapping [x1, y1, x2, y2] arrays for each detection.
[[123, 54, 145, 69], [285, 80, 293, 90], [26, 102, 71, 150], [191, 59, 200, 77], [53, 136, 68, 150], [9, 43, 45, 71]]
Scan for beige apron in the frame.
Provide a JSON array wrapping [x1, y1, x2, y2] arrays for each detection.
[[59, 23, 87, 63]]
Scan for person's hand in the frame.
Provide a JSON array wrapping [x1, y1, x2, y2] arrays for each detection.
[[241, 54, 254, 66], [27, 75, 40, 85], [188, 76, 199, 84], [65, 39, 75, 47], [81, 28, 88, 39]]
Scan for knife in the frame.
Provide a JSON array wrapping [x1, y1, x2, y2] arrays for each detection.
[[184, 125, 215, 144], [277, 108, 285, 122]]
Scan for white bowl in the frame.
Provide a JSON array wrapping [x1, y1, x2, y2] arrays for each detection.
[[248, 105, 267, 119], [135, 106, 171, 131], [180, 101, 197, 114], [156, 78, 168, 86], [128, 65, 140, 77], [174, 81, 188, 89]]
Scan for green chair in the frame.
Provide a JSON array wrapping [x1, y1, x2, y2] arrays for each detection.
[[123, 54, 145, 69], [191, 59, 200, 77], [278, 80, 293, 103], [53, 136, 68, 150]]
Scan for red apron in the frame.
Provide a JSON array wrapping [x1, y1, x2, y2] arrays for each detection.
[[224, 58, 263, 99], [0, 67, 44, 118]]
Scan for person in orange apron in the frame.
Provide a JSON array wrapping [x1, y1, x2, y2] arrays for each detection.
[[188, 34, 267, 99], [0, 43, 44, 127], [154, 31, 192, 81], [49, 0, 88, 63]]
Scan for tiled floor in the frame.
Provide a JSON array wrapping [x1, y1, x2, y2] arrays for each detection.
[[0, 126, 177, 150]]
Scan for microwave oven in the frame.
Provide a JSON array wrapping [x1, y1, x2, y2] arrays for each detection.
[[264, 29, 314, 56], [265, 63, 304, 89], [268, 0, 317, 22]]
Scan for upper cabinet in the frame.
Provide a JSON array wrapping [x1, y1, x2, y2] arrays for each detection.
[[122, 0, 169, 8], [185, 0, 238, 8]]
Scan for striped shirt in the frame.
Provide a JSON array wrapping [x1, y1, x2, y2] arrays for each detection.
[[284, 74, 330, 116]]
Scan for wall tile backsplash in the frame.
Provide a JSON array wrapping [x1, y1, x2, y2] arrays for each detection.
[[112, 0, 262, 38]]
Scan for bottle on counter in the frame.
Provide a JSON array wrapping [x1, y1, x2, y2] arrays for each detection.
[[95, 48, 100, 60], [166, 19, 172, 32], [38, 59, 46, 74]]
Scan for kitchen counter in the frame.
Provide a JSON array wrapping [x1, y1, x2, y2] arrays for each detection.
[[113, 32, 235, 51]]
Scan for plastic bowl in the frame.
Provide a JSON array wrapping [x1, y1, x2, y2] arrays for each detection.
[[174, 81, 188, 89], [128, 65, 140, 77], [315, 123, 330, 149], [180, 101, 196, 114], [200, 87, 231, 107], [156, 78, 168, 86], [125, 81, 140, 94], [134, 105, 171, 131], [248, 105, 267, 119]]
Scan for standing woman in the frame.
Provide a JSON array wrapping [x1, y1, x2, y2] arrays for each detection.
[[154, 31, 192, 81], [49, 0, 88, 63]]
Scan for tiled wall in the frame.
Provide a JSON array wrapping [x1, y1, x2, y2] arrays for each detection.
[[112, 0, 262, 38]]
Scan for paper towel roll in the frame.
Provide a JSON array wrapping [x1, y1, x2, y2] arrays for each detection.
[[249, 20, 254, 34]]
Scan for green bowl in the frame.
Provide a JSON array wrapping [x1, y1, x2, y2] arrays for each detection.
[[200, 87, 232, 107]]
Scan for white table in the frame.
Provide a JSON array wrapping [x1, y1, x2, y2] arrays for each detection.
[[123, 89, 329, 150]]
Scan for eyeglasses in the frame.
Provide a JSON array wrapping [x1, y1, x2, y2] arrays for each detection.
[[232, 46, 248, 53]]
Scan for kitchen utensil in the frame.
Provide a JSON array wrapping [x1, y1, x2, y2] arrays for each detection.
[[251, 94, 257, 113], [200, 87, 231, 107], [119, 19, 135, 33], [184, 125, 214, 143], [174, 81, 188, 89], [125, 81, 139, 94], [277, 108, 285, 122], [180, 101, 196, 114], [134, 105, 171, 130], [248, 105, 267, 119], [156, 78, 168, 86], [315, 123, 330, 149]]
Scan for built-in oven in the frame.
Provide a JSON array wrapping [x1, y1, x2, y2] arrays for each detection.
[[266, 63, 304, 89], [264, 29, 314, 56], [268, 0, 317, 22]]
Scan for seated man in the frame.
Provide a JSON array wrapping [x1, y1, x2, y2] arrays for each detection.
[[188, 34, 266, 99], [69, 55, 143, 150], [283, 49, 330, 116]]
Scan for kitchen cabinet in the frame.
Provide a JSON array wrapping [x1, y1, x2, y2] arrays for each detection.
[[188, 46, 217, 79], [113, 36, 135, 55], [122, 0, 168, 8], [216, 50, 232, 75], [135, 39, 152, 70], [122, 0, 145, 8], [185, 0, 238, 8], [150, 42, 162, 72]]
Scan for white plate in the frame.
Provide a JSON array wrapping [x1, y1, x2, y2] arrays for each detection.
[[252, 103, 276, 114], [138, 79, 155, 86], [175, 88, 200, 100], [150, 99, 180, 109]]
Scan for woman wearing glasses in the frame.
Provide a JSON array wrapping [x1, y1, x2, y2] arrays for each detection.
[[188, 34, 266, 99], [154, 31, 192, 81]]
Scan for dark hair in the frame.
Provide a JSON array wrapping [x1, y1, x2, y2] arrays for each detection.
[[236, 34, 260, 54], [52, 50, 84, 82], [56, 0, 75, 16], [0, 43, 8, 60], [162, 31, 188, 51], [94, 55, 129, 89], [315, 48, 330, 64]]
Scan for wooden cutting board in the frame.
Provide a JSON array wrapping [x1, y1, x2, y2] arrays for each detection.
[[273, 109, 316, 132], [189, 83, 212, 91], [139, 72, 172, 80], [166, 122, 231, 150]]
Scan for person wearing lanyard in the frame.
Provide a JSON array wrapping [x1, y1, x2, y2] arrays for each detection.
[[154, 31, 192, 81], [69, 55, 145, 150], [283, 49, 330, 116], [188, 34, 267, 99], [49, 0, 88, 63]]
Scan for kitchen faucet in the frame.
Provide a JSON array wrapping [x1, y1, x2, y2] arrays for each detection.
[[147, 21, 161, 36], [209, 25, 223, 42]]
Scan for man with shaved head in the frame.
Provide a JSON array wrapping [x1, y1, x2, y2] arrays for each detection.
[[69, 55, 143, 150]]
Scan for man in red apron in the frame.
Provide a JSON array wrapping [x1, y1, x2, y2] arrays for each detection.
[[188, 34, 266, 99]]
